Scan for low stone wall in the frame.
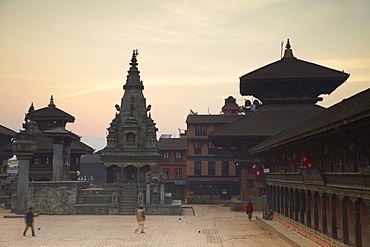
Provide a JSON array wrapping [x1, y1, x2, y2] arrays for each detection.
[[274, 213, 347, 247], [229, 202, 265, 212], [145, 201, 182, 215], [11, 181, 90, 214]]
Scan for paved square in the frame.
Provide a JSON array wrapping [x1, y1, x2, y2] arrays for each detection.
[[1, 205, 289, 246]]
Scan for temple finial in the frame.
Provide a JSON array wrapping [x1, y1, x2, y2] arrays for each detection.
[[130, 49, 139, 67], [28, 102, 35, 113], [282, 38, 295, 59], [286, 38, 291, 49], [49, 95, 55, 107]]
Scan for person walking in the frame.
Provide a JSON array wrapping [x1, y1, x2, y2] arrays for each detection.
[[135, 204, 146, 233], [23, 207, 36, 236], [246, 201, 254, 221]]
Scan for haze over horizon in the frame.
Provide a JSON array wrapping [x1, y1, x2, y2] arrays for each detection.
[[1, 0, 369, 151]]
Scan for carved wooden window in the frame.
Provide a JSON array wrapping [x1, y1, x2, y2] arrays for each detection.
[[163, 151, 169, 161], [195, 125, 207, 136], [194, 161, 202, 175], [162, 168, 169, 176], [208, 161, 215, 175], [222, 161, 229, 175], [208, 141, 215, 154], [175, 151, 182, 162], [175, 168, 182, 179], [194, 141, 202, 154]]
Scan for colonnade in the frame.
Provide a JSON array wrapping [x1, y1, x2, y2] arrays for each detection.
[[267, 185, 370, 247]]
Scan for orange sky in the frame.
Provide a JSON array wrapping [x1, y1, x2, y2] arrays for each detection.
[[1, 0, 369, 150]]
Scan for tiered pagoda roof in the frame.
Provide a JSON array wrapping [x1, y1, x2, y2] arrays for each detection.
[[240, 39, 350, 105]]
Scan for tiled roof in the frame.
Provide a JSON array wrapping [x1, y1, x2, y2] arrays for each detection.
[[28, 106, 75, 122], [3, 132, 94, 154], [240, 56, 349, 81], [80, 153, 103, 163], [157, 138, 187, 150], [250, 88, 370, 153], [186, 114, 242, 124], [0, 125, 16, 136], [209, 105, 324, 137]]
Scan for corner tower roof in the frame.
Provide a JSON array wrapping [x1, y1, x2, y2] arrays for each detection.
[[240, 39, 350, 105]]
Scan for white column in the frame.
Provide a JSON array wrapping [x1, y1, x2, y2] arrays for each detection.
[[146, 184, 151, 204]]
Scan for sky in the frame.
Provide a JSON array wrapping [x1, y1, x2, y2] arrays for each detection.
[[1, 0, 369, 151]]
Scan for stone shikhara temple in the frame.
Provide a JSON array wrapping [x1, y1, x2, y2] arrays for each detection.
[[8, 50, 180, 215], [97, 50, 180, 214]]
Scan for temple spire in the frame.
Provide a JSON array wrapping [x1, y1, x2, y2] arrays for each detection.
[[28, 102, 35, 113], [48, 95, 56, 108], [282, 38, 295, 59], [130, 49, 139, 68]]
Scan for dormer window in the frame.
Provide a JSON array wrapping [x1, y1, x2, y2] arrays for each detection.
[[126, 132, 136, 142]]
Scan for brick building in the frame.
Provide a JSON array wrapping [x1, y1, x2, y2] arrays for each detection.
[[158, 135, 187, 201], [186, 96, 243, 202]]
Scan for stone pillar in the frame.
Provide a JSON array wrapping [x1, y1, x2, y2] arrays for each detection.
[[62, 139, 72, 181], [289, 191, 294, 219], [300, 191, 305, 224], [12, 131, 36, 214], [273, 187, 277, 212], [314, 194, 319, 231], [306, 193, 312, 228], [367, 200, 370, 247], [279, 188, 283, 214], [330, 195, 338, 239], [104, 167, 108, 183], [341, 198, 349, 244], [146, 183, 150, 204], [277, 188, 281, 213], [354, 201, 362, 247], [160, 184, 164, 205], [294, 191, 299, 222], [322, 195, 328, 234], [284, 190, 289, 217], [52, 137, 64, 181]]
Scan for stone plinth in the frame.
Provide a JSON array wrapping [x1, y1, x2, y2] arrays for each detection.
[[11, 181, 89, 214], [144, 201, 182, 215]]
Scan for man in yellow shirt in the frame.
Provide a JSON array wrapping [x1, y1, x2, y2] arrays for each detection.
[[135, 204, 146, 233]]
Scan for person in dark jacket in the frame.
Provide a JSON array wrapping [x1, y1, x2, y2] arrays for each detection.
[[246, 201, 254, 221], [23, 207, 35, 236]]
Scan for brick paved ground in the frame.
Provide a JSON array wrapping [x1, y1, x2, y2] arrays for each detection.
[[0, 204, 289, 247]]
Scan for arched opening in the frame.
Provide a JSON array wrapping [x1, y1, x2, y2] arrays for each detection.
[[322, 193, 329, 234], [107, 165, 118, 183], [126, 165, 136, 181], [354, 198, 369, 247], [126, 132, 136, 142], [346, 197, 355, 245]]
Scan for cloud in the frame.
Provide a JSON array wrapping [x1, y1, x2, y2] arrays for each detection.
[[62, 88, 112, 98]]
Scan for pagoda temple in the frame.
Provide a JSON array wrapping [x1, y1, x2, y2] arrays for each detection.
[[209, 39, 350, 200]]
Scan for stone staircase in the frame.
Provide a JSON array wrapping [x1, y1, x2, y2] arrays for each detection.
[[73, 187, 118, 214], [73, 183, 141, 215], [119, 184, 138, 215]]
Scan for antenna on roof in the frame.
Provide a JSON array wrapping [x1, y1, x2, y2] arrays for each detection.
[[280, 41, 284, 59]]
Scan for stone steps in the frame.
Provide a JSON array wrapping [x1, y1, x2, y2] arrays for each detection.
[[119, 185, 138, 215]]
